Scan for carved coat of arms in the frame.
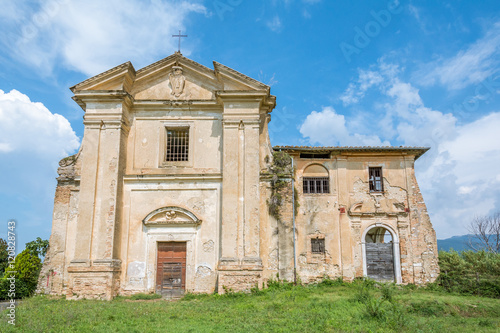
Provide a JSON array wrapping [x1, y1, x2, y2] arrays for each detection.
[[169, 66, 186, 97]]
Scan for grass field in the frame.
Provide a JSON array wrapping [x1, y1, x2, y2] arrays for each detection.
[[1, 280, 499, 332]]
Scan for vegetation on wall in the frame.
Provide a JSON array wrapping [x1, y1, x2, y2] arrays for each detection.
[[266, 151, 299, 222]]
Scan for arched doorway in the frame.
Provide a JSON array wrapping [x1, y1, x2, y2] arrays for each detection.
[[362, 225, 401, 282]]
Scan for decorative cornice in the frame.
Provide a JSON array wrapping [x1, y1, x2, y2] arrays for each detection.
[[213, 61, 270, 91], [72, 90, 134, 111], [123, 173, 222, 182], [275, 146, 429, 160], [136, 52, 214, 78], [70, 62, 136, 93], [348, 211, 408, 218], [215, 90, 269, 100], [132, 99, 221, 111]]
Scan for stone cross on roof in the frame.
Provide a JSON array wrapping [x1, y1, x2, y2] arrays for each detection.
[[172, 30, 188, 53]]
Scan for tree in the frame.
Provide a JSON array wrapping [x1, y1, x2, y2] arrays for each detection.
[[2, 249, 42, 298], [0, 237, 48, 299], [0, 238, 7, 275], [25, 237, 49, 259], [467, 212, 500, 253]]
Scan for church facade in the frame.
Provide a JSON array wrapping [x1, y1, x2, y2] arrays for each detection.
[[38, 53, 439, 300]]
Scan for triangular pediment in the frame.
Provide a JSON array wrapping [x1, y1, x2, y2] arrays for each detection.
[[132, 53, 222, 100], [70, 52, 271, 102]]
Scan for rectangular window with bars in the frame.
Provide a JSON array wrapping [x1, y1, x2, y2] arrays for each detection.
[[165, 128, 189, 162], [369, 167, 383, 192], [311, 238, 325, 254], [303, 177, 329, 194]]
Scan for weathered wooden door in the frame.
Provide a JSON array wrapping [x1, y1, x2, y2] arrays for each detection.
[[365, 243, 395, 281], [156, 242, 186, 297]]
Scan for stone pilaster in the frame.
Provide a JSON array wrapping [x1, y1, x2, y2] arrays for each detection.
[[217, 91, 269, 292], [336, 156, 355, 280], [67, 91, 131, 299]]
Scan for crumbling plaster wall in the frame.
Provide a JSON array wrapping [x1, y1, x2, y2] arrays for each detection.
[[120, 184, 220, 295], [270, 155, 439, 285], [37, 149, 82, 295]]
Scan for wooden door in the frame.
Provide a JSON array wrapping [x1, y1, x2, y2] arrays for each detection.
[[365, 243, 395, 281], [156, 242, 186, 297]]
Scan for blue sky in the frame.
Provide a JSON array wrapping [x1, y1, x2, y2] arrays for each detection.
[[1, 0, 500, 249]]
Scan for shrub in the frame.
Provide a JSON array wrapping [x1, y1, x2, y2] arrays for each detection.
[[0, 277, 34, 299], [363, 297, 386, 319], [437, 250, 500, 297], [380, 283, 396, 303], [1, 249, 42, 299], [0, 238, 7, 275], [353, 279, 374, 303], [317, 276, 345, 287]]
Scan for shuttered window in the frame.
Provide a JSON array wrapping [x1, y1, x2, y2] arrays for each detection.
[[369, 167, 383, 192]]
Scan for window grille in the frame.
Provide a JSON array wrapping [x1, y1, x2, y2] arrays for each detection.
[[166, 128, 189, 162], [303, 177, 329, 194], [311, 238, 325, 254], [369, 167, 383, 192]]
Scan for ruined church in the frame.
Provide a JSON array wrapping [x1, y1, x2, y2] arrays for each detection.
[[38, 52, 439, 300]]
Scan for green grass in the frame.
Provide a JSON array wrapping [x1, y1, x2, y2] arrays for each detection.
[[1, 280, 499, 332]]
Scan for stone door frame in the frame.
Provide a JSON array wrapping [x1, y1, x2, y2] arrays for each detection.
[[361, 223, 402, 284], [145, 229, 197, 292]]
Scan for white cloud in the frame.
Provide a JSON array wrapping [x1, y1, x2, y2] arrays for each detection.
[[340, 66, 397, 106], [304, 59, 500, 238], [0, 0, 207, 76], [267, 16, 283, 32], [384, 81, 457, 146], [418, 112, 500, 238], [0, 89, 80, 246], [0, 89, 80, 158], [437, 113, 500, 185], [419, 21, 500, 90], [299, 106, 389, 146]]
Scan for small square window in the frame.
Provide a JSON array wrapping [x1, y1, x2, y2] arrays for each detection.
[[166, 128, 189, 162], [311, 238, 325, 254], [369, 167, 383, 192]]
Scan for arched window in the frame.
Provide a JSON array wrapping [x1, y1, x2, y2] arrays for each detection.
[[303, 164, 329, 194]]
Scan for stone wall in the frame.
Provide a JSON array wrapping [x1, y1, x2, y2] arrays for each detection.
[[37, 152, 81, 296], [407, 168, 440, 284]]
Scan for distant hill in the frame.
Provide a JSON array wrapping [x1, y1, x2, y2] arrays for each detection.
[[437, 234, 493, 252], [437, 235, 470, 252]]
